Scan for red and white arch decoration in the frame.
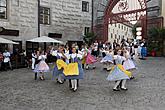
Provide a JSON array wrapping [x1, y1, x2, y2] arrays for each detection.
[[102, 0, 147, 41]]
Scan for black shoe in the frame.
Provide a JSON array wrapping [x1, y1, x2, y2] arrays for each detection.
[[130, 76, 135, 80], [70, 88, 74, 90], [92, 66, 96, 69], [57, 80, 64, 84], [113, 88, 120, 91], [73, 89, 77, 92], [103, 68, 107, 70], [121, 88, 128, 91]]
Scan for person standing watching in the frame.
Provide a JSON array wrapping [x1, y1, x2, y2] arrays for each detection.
[[3, 49, 12, 71]]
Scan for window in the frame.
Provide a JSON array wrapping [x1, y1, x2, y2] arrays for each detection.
[[0, 0, 7, 19], [111, 33, 113, 39], [115, 34, 117, 39], [40, 7, 50, 25], [82, 1, 89, 12], [118, 24, 120, 28], [84, 27, 90, 35]]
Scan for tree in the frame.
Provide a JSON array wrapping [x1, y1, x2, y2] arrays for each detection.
[[148, 27, 165, 56], [83, 32, 96, 46]]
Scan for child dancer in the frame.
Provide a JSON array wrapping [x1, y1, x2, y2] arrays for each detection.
[[100, 48, 114, 71], [123, 47, 136, 79], [85, 46, 97, 70], [34, 51, 49, 80], [123, 47, 136, 70], [59, 47, 84, 92], [52, 45, 67, 84], [107, 49, 131, 91]]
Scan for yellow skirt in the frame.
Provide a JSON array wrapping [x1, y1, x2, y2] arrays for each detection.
[[56, 59, 79, 76]]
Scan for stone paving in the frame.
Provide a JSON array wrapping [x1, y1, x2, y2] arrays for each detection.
[[0, 57, 165, 110]]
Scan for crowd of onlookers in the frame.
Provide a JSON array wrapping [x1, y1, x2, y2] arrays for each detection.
[[0, 49, 29, 71]]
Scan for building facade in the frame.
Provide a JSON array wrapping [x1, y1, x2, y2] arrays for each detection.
[[161, 0, 165, 26], [0, 0, 92, 50], [108, 23, 133, 44], [147, 0, 163, 29]]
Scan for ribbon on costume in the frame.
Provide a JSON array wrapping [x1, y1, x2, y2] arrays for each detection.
[[110, 64, 132, 77]]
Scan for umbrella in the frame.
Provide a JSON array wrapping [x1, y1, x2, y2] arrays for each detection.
[[27, 36, 63, 44], [0, 37, 19, 44]]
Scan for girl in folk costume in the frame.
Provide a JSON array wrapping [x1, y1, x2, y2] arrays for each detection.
[[61, 47, 84, 92], [123, 47, 136, 70], [100, 48, 114, 71], [34, 51, 49, 80], [85, 45, 97, 70], [123, 47, 136, 79], [107, 49, 132, 91], [52, 45, 67, 84], [34, 47, 42, 80]]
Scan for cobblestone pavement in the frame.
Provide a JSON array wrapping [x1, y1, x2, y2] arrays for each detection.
[[0, 57, 165, 110]]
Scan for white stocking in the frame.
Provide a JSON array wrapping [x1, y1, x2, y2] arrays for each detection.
[[113, 80, 121, 89], [74, 79, 77, 90], [58, 75, 62, 83], [71, 80, 74, 89], [121, 79, 127, 88]]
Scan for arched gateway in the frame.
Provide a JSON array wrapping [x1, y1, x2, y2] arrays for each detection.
[[100, 0, 147, 41]]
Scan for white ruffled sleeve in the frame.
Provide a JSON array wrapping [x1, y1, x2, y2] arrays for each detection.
[[77, 54, 83, 60], [52, 50, 57, 56]]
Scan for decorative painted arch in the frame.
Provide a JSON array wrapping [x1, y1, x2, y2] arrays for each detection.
[[103, 0, 147, 41]]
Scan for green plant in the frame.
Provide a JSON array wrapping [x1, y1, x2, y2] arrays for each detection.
[[148, 27, 165, 56], [83, 32, 96, 46]]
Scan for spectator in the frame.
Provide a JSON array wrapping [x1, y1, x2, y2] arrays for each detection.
[[3, 49, 12, 71]]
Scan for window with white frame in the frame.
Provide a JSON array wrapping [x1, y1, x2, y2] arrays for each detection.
[[0, 0, 7, 19], [40, 7, 50, 25]]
